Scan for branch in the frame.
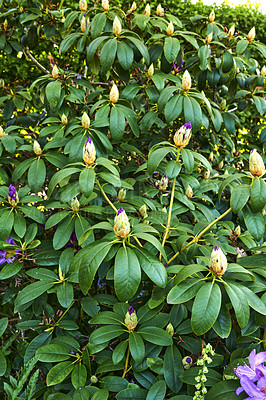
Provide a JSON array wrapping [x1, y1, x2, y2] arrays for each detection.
[[24, 48, 50, 75]]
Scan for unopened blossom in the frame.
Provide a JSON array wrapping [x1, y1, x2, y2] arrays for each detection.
[[159, 174, 168, 191], [61, 113, 68, 125], [0, 126, 6, 137], [204, 170, 210, 179], [124, 306, 137, 330], [166, 21, 174, 36], [81, 14, 89, 33], [166, 323, 174, 337], [117, 188, 126, 202], [209, 152, 214, 162], [102, 0, 109, 11], [83, 136, 96, 166], [51, 65, 59, 79], [185, 185, 193, 199], [173, 122, 192, 148], [234, 225, 241, 236], [205, 32, 213, 45], [247, 27, 255, 42], [182, 356, 193, 370], [228, 25, 235, 37], [209, 9, 215, 22], [261, 66, 266, 77], [33, 140, 42, 155], [8, 185, 19, 207], [71, 197, 80, 212], [210, 246, 227, 276], [182, 70, 191, 91], [114, 207, 130, 238], [0, 237, 19, 265], [147, 64, 154, 77], [249, 149, 265, 177], [144, 4, 150, 15], [156, 4, 164, 16], [81, 112, 90, 129], [109, 83, 119, 103], [172, 60, 184, 74], [139, 204, 147, 218], [79, 0, 87, 11], [113, 16, 122, 35]]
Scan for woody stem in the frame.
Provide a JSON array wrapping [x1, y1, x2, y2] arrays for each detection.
[[96, 179, 118, 213], [122, 344, 130, 378]]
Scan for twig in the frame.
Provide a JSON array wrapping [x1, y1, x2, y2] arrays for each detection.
[[24, 48, 50, 75]]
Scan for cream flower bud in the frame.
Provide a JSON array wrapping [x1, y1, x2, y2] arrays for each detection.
[[102, 0, 109, 11], [113, 16, 122, 35], [61, 113, 68, 125], [144, 4, 150, 15], [147, 64, 154, 77], [234, 225, 241, 236], [131, 1, 137, 11], [51, 65, 59, 79], [166, 21, 174, 36], [71, 197, 80, 212], [247, 27, 255, 42], [228, 25, 235, 37], [217, 160, 223, 170], [249, 149, 265, 177], [204, 170, 210, 179], [109, 83, 119, 103], [182, 70, 191, 91], [79, 0, 87, 11], [81, 14, 88, 33], [159, 174, 168, 191], [139, 204, 147, 218], [8, 185, 19, 207], [205, 31, 213, 45], [114, 207, 130, 238], [83, 136, 96, 166], [182, 356, 193, 370], [210, 246, 227, 276], [261, 66, 266, 77], [90, 375, 98, 384], [185, 185, 193, 199], [124, 306, 137, 331], [173, 122, 192, 149], [0, 79, 4, 88], [81, 112, 90, 129], [0, 126, 6, 137], [166, 323, 174, 337], [156, 4, 164, 16], [33, 140, 42, 155], [118, 188, 126, 202], [209, 152, 214, 162], [209, 9, 215, 22]]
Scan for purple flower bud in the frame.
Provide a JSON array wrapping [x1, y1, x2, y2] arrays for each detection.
[[186, 357, 192, 363], [117, 207, 124, 216], [86, 136, 92, 145], [77, 74, 82, 79], [214, 245, 220, 251], [184, 122, 191, 129], [128, 306, 135, 315]]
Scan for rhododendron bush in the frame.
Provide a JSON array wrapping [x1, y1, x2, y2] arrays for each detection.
[[0, 0, 266, 399]]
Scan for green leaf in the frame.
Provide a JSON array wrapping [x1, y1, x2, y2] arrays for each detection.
[[46, 80, 62, 108], [101, 376, 128, 392], [90, 311, 122, 325], [36, 344, 71, 362], [15, 280, 55, 310], [146, 380, 166, 400], [79, 167, 95, 198], [112, 340, 128, 365], [100, 38, 117, 72], [250, 178, 266, 212], [53, 216, 75, 250], [87, 36, 109, 64], [165, 95, 183, 123], [191, 282, 221, 335], [91, 390, 109, 400], [12, 158, 34, 180], [91, 13, 106, 39], [164, 37, 180, 63], [47, 361, 75, 386], [60, 33, 81, 54], [225, 281, 250, 329], [136, 248, 167, 288], [236, 39, 249, 55], [71, 363, 87, 389], [198, 45, 210, 70], [138, 327, 173, 346], [19, 205, 45, 224], [181, 149, 194, 174], [0, 210, 14, 240], [116, 388, 147, 400], [0, 260, 22, 279], [0, 353, 7, 376], [0, 317, 8, 337], [117, 41, 134, 70], [48, 167, 81, 197], [221, 50, 234, 73], [147, 146, 175, 175], [164, 345, 183, 393], [90, 325, 125, 346], [165, 160, 181, 179], [243, 205, 265, 241], [28, 158, 46, 192], [213, 303, 231, 338], [81, 297, 99, 317], [129, 331, 145, 362], [230, 184, 250, 213], [181, 367, 221, 386], [110, 106, 126, 141], [57, 282, 74, 308], [206, 380, 246, 400], [14, 211, 26, 237], [114, 247, 141, 302], [167, 280, 204, 304], [237, 284, 266, 315], [126, 36, 150, 65]]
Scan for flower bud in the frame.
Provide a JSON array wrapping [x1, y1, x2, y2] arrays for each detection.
[[0, 126, 6, 137], [102, 0, 109, 11], [156, 4, 164, 16], [144, 4, 150, 15], [81, 112, 90, 129], [124, 306, 137, 331], [90, 375, 98, 384], [147, 63, 154, 77], [71, 196, 80, 212], [61, 113, 68, 125], [0, 79, 4, 88], [131, 1, 137, 11], [33, 140, 42, 155], [79, 0, 87, 11], [109, 83, 119, 103], [247, 27, 255, 42], [217, 160, 223, 170], [209, 152, 214, 162], [204, 170, 210, 179], [182, 70, 191, 91], [83, 136, 96, 166], [182, 356, 193, 370], [228, 25, 235, 37], [51, 65, 60, 79], [3, 20, 8, 30], [159, 174, 168, 191], [185, 185, 193, 199], [139, 204, 147, 218], [118, 188, 126, 202], [210, 246, 227, 276], [209, 9, 215, 22], [114, 207, 130, 238], [249, 149, 265, 177], [8, 185, 19, 207], [205, 31, 213, 45], [166, 21, 174, 36], [261, 66, 266, 77], [143, 219, 149, 225], [173, 122, 192, 149], [234, 225, 241, 237], [166, 323, 174, 337], [113, 16, 122, 35], [81, 14, 88, 32]]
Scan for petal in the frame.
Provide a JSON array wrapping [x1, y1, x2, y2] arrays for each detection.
[[240, 376, 264, 399], [236, 365, 257, 380], [257, 376, 266, 389], [255, 351, 266, 366], [249, 349, 256, 370], [0, 258, 6, 265], [236, 386, 244, 395]]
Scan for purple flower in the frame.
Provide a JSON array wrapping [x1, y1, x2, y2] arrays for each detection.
[[8, 185, 17, 201], [214, 245, 220, 251], [183, 121, 192, 130], [85, 136, 92, 145], [172, 60, 184, 72], [0, 237, 19, 265], [117, 207, 124, 216], [128, 306, 135, 315], [76, 74, 82, 79]]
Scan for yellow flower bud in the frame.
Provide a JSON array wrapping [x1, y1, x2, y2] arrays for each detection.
[[8, 185, 19, 207], [210, 246, 227, 276], [185, 185, 193, 199], [147, 64, 154, 77], [33, 140, 42, 155], [71, 196, 80, 212], [131, 1, 137, 11], [83, 136, 96, 166], [247, 27, 255, 42], [81, 112, 90, 129], [81, 14, 88, 33], [217, 160, 223, 170], [156, 4, 164, 16], [0, 126, 6, 137], [261, 66, 266, 77], [204, 170, 210, 179], [139, 204, 147, 218], [249, 149, 265, 177], [109, 83, 119, 103], [79, 0, 87, 11], [102, 0, 109, 11], [228, 25, 235, 37], [166, 323, 174, 337], [61, 113, 68, 125], [124, 306, 137, 331], [209, 9, 215, 23], [166, 21, 174, 36], [205, 31, 213, 45], [144, 4, 150, 15], [159, 174, 168, 191], [114, 207, 130, 238], [182, 70, 191, 91], [118, 188, 126, 202], [113, 16, 122, 35], [209, 152, 214, 162], [0, 79, 4, 88], [51, 65, 60, 79], [173, 122, 192, 149], [234, 225, 241, 236]]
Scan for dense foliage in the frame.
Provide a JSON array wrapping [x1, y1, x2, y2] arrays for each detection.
[[0, 0, 266, 399]]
